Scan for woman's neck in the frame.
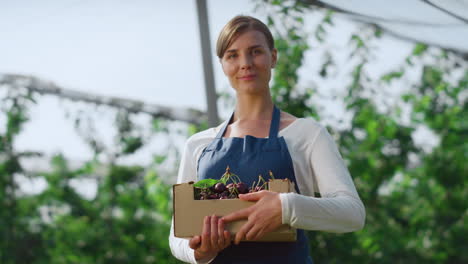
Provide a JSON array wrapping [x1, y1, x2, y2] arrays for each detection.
[[233, 93, 274, 122]]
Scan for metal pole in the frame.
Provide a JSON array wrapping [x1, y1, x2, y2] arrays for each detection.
[[196, 0, 219, 127]]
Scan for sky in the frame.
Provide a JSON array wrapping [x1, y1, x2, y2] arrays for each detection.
[[0, 0, 257, 108], [0, 0, 261, 164]]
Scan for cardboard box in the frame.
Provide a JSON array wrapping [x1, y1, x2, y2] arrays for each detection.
[[173, 179, 297, 242]]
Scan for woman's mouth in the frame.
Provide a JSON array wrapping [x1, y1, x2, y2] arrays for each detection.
[[238, 74, 256, 81]]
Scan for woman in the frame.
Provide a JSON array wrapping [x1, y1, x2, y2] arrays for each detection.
[[169, 15, 365, 264]]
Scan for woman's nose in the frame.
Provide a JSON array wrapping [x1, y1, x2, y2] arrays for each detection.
[[240, 55, 253, 70]]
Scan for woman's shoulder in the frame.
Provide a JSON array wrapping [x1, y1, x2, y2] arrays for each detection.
[[280, 116, 327, 147], [185, 122, 224, 148], [281, 116, 324, 135], [279, 117, 333, 160]]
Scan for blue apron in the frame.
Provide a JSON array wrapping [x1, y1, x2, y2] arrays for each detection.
[[197, 106, 313, 264]]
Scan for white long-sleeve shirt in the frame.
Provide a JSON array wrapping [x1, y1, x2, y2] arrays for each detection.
[[169, 118, 365, 263]]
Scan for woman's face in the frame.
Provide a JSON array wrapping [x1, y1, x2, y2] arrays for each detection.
[[220, 30, 277, 95]]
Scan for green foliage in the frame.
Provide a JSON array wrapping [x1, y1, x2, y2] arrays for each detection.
[[381, 70, 405, 83], [257, 0, 319, 119], [37, 159, 179, 264], [0, 88, 44, 264], [116, 111, 145, 155], [0, 89, 182, 263], [413, 43, 428, 56], [187, 120, 210, 136], [260, 0, 467, 263]]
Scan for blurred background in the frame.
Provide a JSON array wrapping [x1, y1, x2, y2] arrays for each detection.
[[1, 0, 466, 263]]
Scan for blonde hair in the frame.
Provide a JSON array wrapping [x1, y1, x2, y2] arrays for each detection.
[[216, 15, 274, 59]]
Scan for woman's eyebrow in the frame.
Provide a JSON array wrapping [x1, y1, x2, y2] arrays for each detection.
[[248, 45, 262, 50], [226, 45, 264, 54]]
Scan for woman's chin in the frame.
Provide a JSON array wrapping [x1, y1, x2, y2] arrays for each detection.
[[234, 85, 268, 95]]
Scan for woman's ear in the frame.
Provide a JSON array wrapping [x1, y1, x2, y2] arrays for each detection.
[[271, 48, 278, 68]]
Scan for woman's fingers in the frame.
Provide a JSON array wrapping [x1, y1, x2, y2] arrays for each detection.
[[202, 216, 212, 250], [189, 235, 201, 250], [194, 215, 234, 261], [245, 224, 261, 241], [196, 214, 231, 257], [210, 215, 219, 250], [222, 207, 250, 223], [223, 230, 231, 247], [234, 220, 254, 245], [217, 217, 225, 247]]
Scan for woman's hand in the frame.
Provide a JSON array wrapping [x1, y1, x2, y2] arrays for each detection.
[[189, 215, 231, 261], [221, 191, 282, 244]]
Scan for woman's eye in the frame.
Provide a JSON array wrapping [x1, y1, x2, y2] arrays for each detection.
[[227, 54, 237, 59]]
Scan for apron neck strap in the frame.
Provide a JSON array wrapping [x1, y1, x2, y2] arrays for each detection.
[[215, 105, 280, 139], [215, 112, 234, 139], [269, 105, 280, 138]]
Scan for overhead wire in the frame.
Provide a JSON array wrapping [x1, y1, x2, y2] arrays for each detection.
[[305, 0, 466, 26], [301, 0, 468, 55], [421, 0, 468, 24]]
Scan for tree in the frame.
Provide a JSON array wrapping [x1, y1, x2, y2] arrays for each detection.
[[0, 84, 184, 263], [258, 0, 467, 263]]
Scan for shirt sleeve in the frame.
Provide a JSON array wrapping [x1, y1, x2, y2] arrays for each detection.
[[169, 220, 215, 264], [168, 137, 217, 264], [280, 126, 366, 233]]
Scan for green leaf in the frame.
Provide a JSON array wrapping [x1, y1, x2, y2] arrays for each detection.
[[267, 16, 274, 26], [412, 43, 427, 56], [152, 119, 168, 133], [122, 137, 143, 154], [402, 93, 414, 102], [381, 71, 404, 83], [374, 28, 383, 38], [351, 34, 364, 49], [271, 0, 281, 6], [154, 155, 167, 164], [194, 179, 219, 188]]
